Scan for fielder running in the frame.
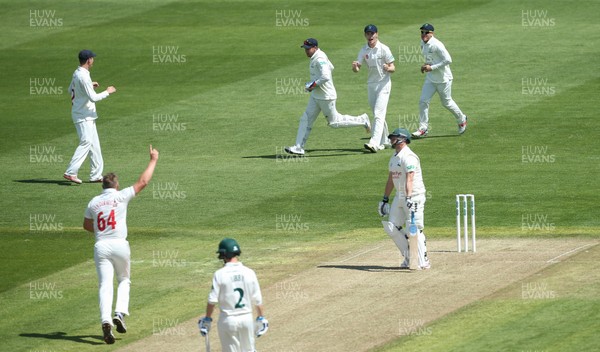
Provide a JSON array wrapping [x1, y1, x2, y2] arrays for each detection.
[[199, 238, 269, 352], [285, 38, 371, 156], [352, 24, 396, 153], [378, 129, 430, 269], [83, 145, 159, 344], [64, 49, 116, 184], [412, 23, 468, 138]]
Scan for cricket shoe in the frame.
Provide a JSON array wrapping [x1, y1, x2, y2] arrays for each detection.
[[113, 313, 127, 333], [284, 145, 305, 156], [63, 174, 82, 184], [102, 323, 115, 344], [411, 128, 428, 139], [90, 178, 103, 183], [458, 117, 468, 134], [364, 143, 378, 153], [419, 261, 431, 270], [362, 114, 371, 134]]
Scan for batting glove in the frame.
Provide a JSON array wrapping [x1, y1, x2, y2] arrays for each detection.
[[405, 197, 417, 212], [256, 316, 269, 337], [198, 317, 212, 336], [304, 81, 317, 92], [378, 196, 390, 217]]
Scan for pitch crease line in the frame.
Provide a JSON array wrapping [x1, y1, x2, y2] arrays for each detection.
[[546, 243, 597, 263]]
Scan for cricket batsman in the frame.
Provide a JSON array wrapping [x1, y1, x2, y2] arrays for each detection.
[[198, 238, 269, 352], [378, 128, 430, 269]]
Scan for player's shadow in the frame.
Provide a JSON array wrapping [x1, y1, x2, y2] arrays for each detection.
[[15, 179, 76, 186], [19, 331, 107, 345], [242, 148, 366, 159], [317, 264, 410, 272], [412, 134, 461, 140]]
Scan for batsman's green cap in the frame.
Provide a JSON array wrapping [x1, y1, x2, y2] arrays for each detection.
[[388, 128, 411, 144], [217, 238, 241, 258]]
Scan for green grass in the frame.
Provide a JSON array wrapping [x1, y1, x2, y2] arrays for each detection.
[[0, 0, 599, 351]]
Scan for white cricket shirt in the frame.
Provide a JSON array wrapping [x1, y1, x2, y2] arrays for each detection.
[[356, 41, 395, 84], [309, 49, 337, 100], [389, 146, 426, 197], [421, 36, 453, 83], [69, 66, 110, 123], [208, 262, 263, 317], [85, 187, 136, 242]]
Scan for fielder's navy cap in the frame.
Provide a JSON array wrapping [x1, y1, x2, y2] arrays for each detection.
[[78, 49, 96, 61], [420, 23, 434, 32], [364, 24, 378, 33], [301, 38, 318, 49]]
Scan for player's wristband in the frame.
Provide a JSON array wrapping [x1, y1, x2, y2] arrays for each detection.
[[382, 196, 389, 203]]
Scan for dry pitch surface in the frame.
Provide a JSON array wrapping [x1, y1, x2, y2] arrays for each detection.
[[117, 238, 597, 352]]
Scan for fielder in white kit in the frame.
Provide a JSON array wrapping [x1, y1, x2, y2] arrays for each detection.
[[352, 24, 396, 153], [285, 38, 370, 156], [83, 145, 159, 344], [199, 238, 269, 352], [378, 128, 430, 269], [64, 49, 116, 184], [413, 23, 468, 138]]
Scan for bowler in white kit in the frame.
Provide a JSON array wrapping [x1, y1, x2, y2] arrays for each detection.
[[199, 238, 268, 352], [83, 145, 159, 344], [64, 49, 116, 184]]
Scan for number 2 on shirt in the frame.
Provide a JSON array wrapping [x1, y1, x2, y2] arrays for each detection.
[[234, 288, 245, 308]]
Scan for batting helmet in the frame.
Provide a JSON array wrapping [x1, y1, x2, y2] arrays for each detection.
[[217, 238, 241, 259], [388, 128, 411, 144]]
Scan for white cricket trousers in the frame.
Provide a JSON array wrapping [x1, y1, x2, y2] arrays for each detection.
[[294, 95, 367, 148], [367, 81, 391, 148], [218, 313, 256, 352], [388, 193, 429, 267], [94, 239, 131, 324], [418, 79, 466, 130], [65, 119, 103, 180]]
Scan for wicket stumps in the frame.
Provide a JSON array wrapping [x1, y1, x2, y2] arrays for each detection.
[[456, 194, 476, 252]]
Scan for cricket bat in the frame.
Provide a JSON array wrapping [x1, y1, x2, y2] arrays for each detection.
[[204, 334, 211, 352], [409, 211, 419, 270]]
